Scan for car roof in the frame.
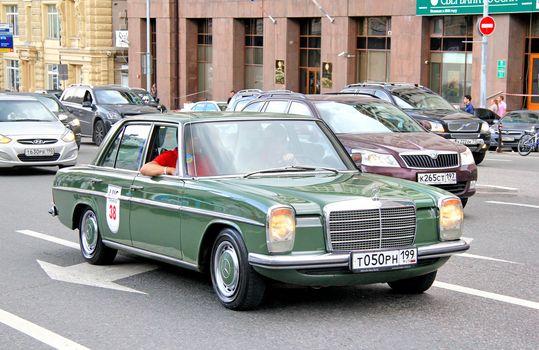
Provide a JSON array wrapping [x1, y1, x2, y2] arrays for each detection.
[[0, 94, 40, 102], [305, 94, 383, 104], [68, 84, 131, 91], [122, 111, 317, 125]]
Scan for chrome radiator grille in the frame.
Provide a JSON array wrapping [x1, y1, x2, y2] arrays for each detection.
[[327, 205, 416, 251], [401, 153, 459, 169], [447, 120, 480, 132]]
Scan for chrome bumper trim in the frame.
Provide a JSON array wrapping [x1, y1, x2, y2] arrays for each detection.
[[248, 239, 470, 270], [48, 205, 58, 216]]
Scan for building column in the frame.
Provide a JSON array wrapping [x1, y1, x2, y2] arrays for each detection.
[[390, 15, 428, 85], [156, 16, 178, 109], [321, 16, 355, 92], [178, 18, 197, 108], [128, 17, 144, 89], [211, 18, 243, 101], [474, 14, 527, 111]]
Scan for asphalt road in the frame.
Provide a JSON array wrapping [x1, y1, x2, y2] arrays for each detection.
[[1, 142, 537, 350]]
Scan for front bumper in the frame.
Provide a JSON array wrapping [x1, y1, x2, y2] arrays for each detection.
[[0, 137, 78, 168], [248, 239, 469, 270]]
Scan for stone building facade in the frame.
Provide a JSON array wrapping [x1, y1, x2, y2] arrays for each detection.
[[127, 0, 539, 111], [0, 0, 127, 92]]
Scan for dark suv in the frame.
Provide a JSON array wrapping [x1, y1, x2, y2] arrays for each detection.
[[242, 92, 477, 206], [60, 84, 159, 145], [341, 83, 491, 164]]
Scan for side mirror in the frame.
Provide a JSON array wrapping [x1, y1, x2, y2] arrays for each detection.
[[58, 113, 68, 122], [155, 98, 160, 103], [419, 120, 432, 131]]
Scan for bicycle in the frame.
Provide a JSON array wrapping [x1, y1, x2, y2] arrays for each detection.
[[517, 126, 539, 156]]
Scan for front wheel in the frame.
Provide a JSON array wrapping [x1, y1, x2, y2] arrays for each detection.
[[388, 271, 437, 294], [79, 208, 117, 265], [517, 135, 534, 156], [210, 228, 266, 310], [93, 120, 106, 146], [472, 151, 486, 165]]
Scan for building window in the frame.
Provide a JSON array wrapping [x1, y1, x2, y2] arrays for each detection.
[[47, 5, 60, 40], [197, 19, 212, 100], [299, 18, 321, 94], [47, 64, 59, 90], [429, 16, 473, 105], [151, 18, 156, 86], [244, 18, 263, 89], [5, 5, 18, 36], [6, 60, 20, 91], [356, 17, 391, 83]]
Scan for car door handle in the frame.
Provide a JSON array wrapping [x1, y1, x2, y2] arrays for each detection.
[[130, 185, 144, 191], [89, 178, 102, 184]]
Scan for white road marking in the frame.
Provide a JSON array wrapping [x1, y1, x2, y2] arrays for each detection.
[[457, 253, 522, 265], [17, 229, 79, 250], [0, 308, 90, 350], [37, 260, 158, 294], [434, 281, 539, 310], [486, 201, 539, 209], [475, 184, 518, 191]]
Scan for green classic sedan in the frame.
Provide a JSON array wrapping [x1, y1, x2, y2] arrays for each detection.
[[50, 112, 469, 310]]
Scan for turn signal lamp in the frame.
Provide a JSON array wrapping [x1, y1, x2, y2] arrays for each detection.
[[0, 135, 11, 144], [438, 197, 464, 241], [267, 206, 295, 253]]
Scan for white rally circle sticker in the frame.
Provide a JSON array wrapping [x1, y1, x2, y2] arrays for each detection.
[[106, 185, 121, 233]]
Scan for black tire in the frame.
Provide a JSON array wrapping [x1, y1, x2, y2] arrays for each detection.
[[210, 228, 266, 310], [78, 208, 117, 265], [93, 120, 106, 146], [460, 198, 468, 208], [472, 151, 486, 165], [388, 271, 437, 294], [517, 135, 534, 156]]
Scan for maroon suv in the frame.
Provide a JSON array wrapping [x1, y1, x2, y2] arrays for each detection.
[[242, 94, 477, 206]]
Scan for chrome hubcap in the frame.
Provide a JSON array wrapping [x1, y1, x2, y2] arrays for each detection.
[[81, 211, 98, 257], [213, 241, 239, 301]]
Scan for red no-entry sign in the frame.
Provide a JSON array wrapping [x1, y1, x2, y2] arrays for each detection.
[[478, 16, 496, 36]]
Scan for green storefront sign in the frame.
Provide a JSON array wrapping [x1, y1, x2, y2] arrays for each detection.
[[417, 0, 539, 16]]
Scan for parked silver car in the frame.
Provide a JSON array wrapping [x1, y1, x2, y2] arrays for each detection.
[[0, 95, 78, 168]]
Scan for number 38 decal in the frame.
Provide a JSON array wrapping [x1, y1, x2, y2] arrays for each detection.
[[106, 185, 121, 233]]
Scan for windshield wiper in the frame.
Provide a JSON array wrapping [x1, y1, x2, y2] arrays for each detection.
[[243, 165, 339, 178]]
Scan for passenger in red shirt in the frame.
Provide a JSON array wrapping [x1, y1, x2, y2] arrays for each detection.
[[140, 148, 178, 176], [140, 147, 215, 177]]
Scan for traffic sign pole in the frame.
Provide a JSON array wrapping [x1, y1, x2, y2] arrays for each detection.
[[480, 0, 489, 109]]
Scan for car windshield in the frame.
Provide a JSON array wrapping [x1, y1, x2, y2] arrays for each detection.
[[315, 101, 424, 134], [391, 88, 455, 110], [95, 90, 142, 105], [184, 120, 353, 176], [502, 112, 539, 125], [0, 101, 58, 122], [35, 95, 63, 113]]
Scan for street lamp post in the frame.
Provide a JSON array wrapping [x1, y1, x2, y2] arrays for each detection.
[[146, 0, 151, 91]]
